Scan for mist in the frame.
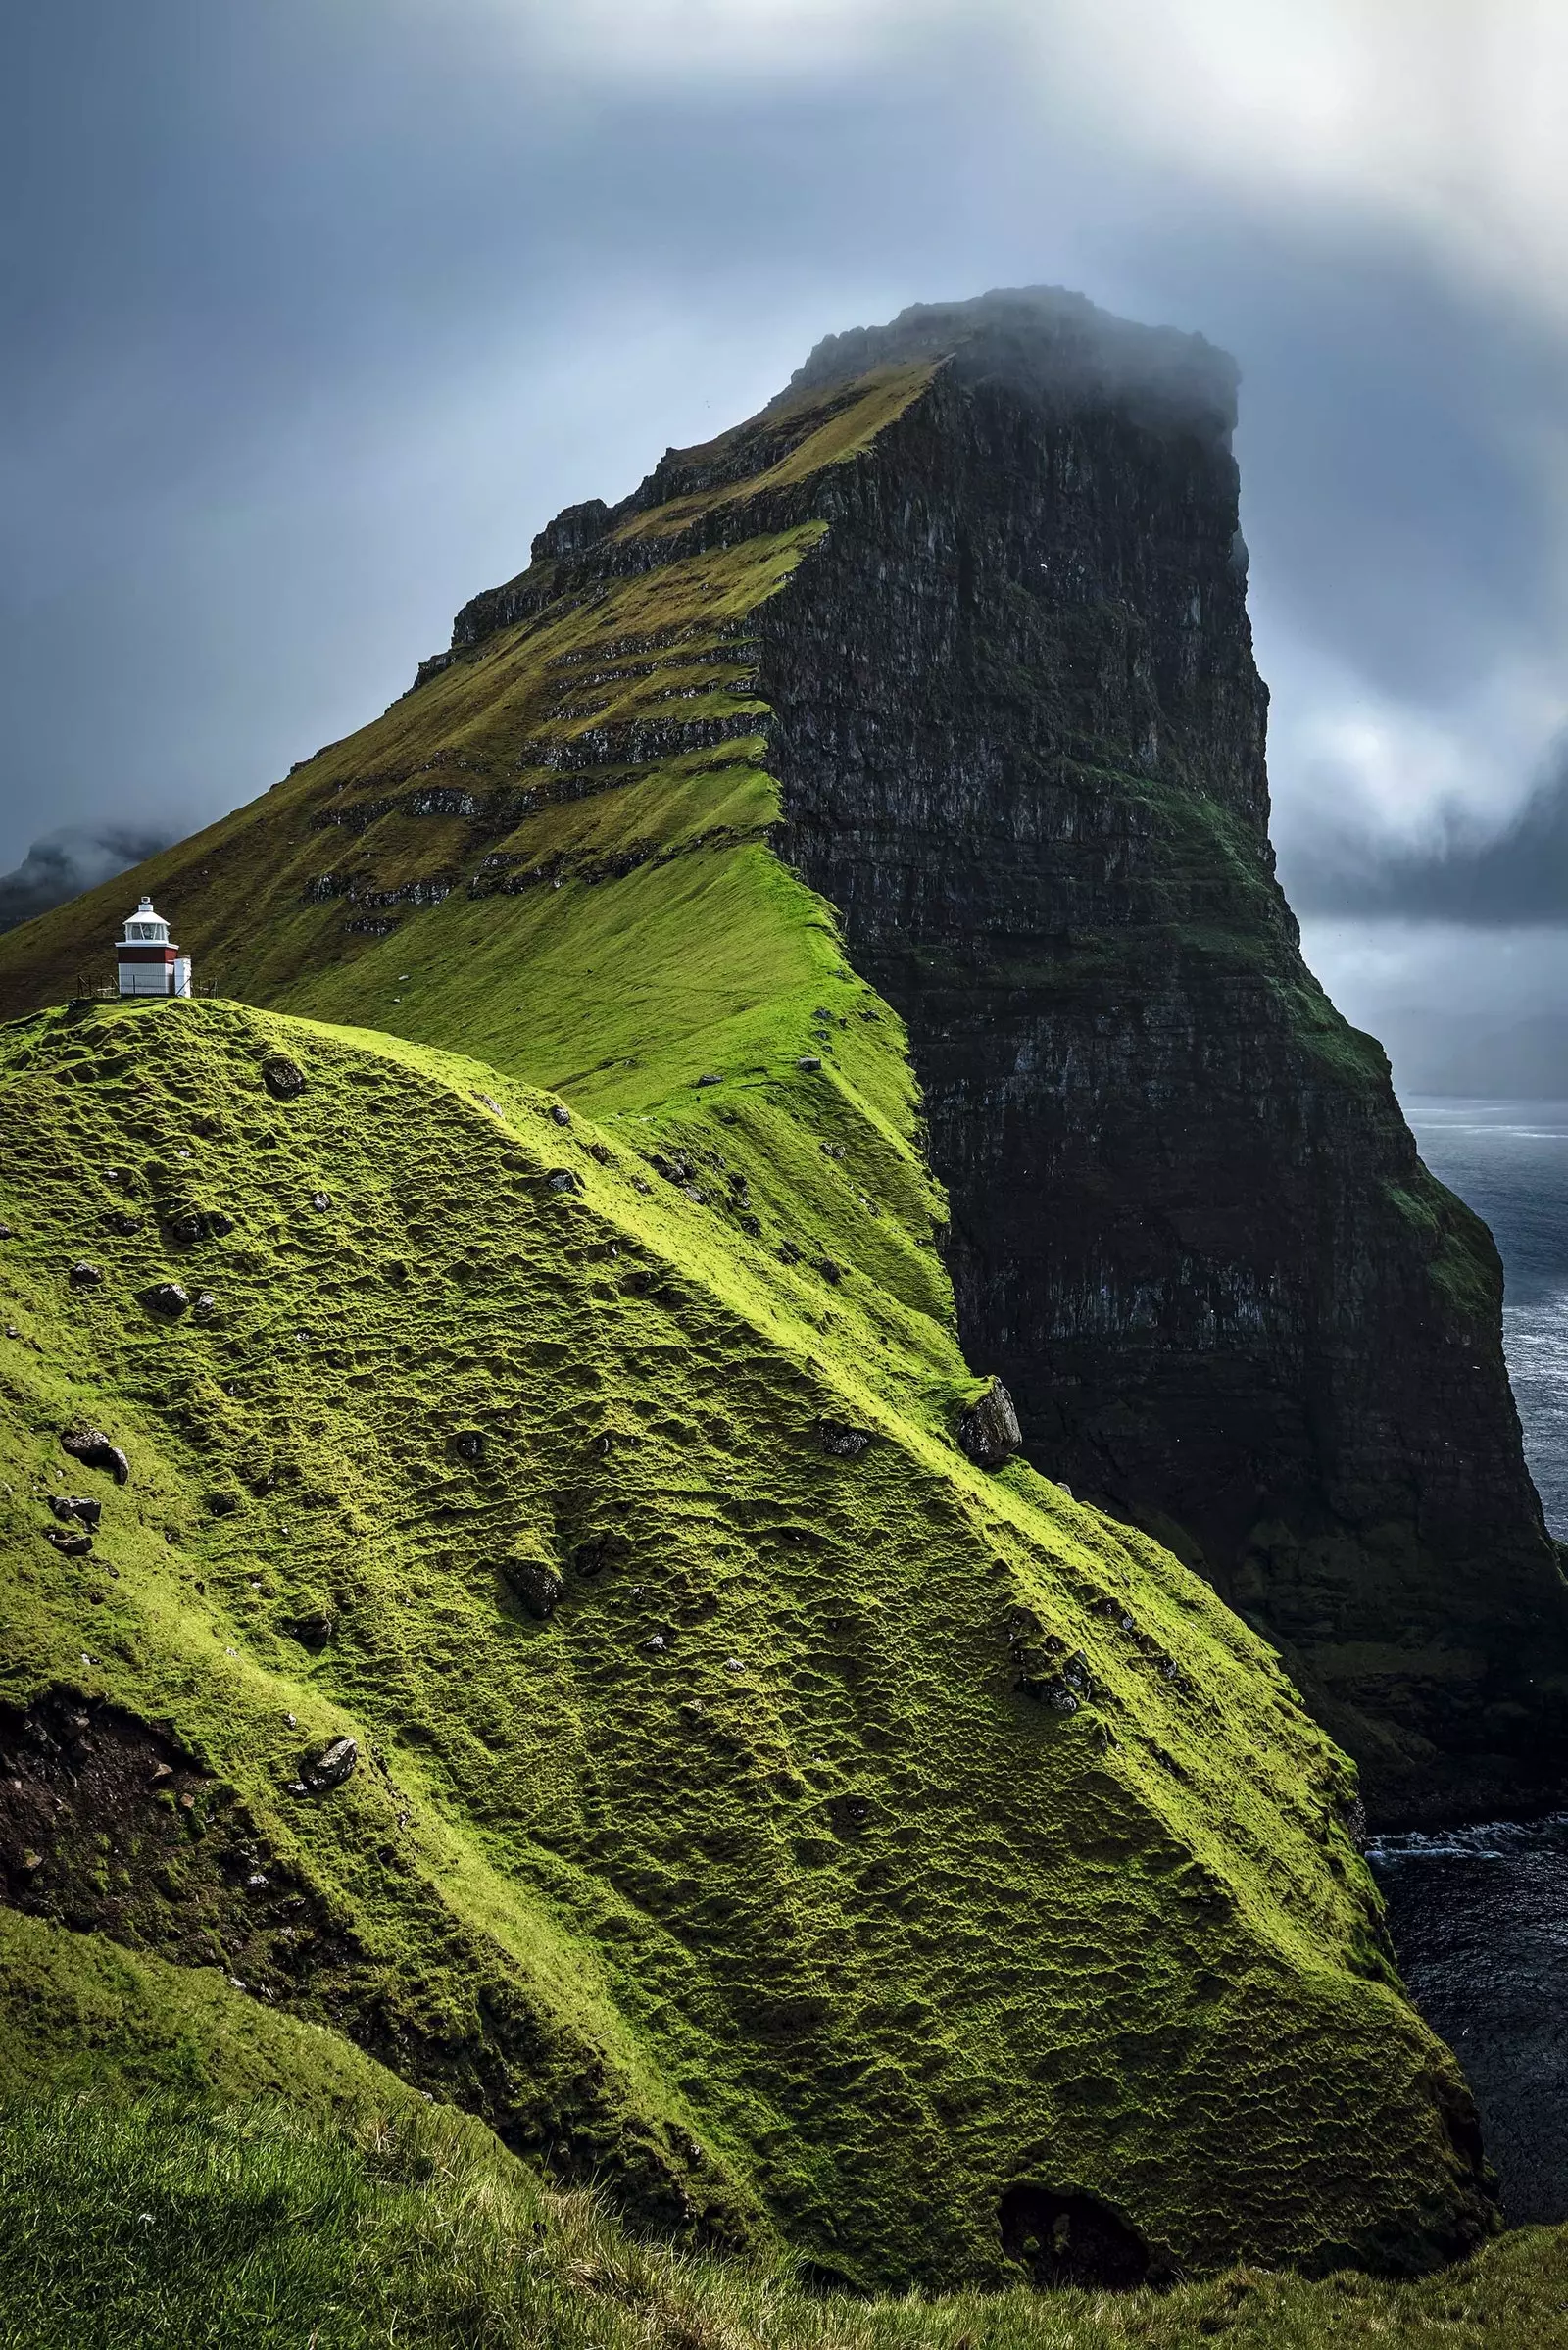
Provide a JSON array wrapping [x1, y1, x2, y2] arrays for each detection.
[[0, 826, 172, 937]]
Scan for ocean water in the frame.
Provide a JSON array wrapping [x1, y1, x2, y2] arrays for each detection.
[[1403, 1097, 1568, 1538], [1368, 1816, 1568, 2224], [1370, 1100, 1568, 2222]]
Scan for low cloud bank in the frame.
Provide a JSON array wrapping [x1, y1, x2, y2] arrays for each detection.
[[1284, 754, 1568, 927], [1300, 917, 1568, 1103], [0, 828, 168, 937]]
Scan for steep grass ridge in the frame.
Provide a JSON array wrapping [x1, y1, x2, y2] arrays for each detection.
[[0, 324, 1502, 2284], [0, 995, 1489, 2282]]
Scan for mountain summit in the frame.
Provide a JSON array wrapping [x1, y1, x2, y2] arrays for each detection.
[[0, 287, 1552, 2281], [9, 284, 1563, 1825]]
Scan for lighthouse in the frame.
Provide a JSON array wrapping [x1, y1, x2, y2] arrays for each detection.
[[116, 896, 192, 999]]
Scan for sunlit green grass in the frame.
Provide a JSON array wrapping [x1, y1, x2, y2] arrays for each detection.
[[3, 2099, 1564, 2350]]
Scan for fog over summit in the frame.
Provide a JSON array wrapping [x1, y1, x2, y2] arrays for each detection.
[[5, 2, 1568, 1082]]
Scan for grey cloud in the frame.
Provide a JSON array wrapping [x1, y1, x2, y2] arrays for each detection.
[[1374, 1008, 1568, 1100], [0, 827, 171, 937], [5, 0, 1568, 927], [1283, 752, 1568, 926]]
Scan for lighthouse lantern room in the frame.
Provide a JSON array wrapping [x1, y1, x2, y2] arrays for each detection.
[[117, 897, 192, 999]]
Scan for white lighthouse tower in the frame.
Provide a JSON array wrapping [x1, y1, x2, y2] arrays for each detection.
[[116, 896, 192, 999]]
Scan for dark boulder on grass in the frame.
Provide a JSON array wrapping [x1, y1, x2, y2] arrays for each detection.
[[60, 1426, 130, 1484], [299, 1736, 357, 1792], [502, 1556, 564, 1619], [69, 1262, 103, 1289], [143, 1282, 191, 1319], [163, 1207, 234, 1246], [44, 1526, 93, 1556], [819, 1420, 872, 1458], [262, 1055, 307, 1100], [49, 1495, 102, 1529], [958, 1380, 1022, 1470]]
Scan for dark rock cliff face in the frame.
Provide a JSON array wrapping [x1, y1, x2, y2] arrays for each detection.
[[749, 293, 1568, 1827], [412, 286, 1568, 1828]]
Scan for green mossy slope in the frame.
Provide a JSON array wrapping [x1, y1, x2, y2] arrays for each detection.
[[2, 2092, 1563, 2350], [0, 1907, 427, 2109], [0, 996, 1490, 2284], [0, 368, 929, 1122]]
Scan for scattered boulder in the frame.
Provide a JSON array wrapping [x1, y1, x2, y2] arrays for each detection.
[[1016, 1643, 1095, 1713], [958, 1379, 1022, 1470], [101, 1212, 143, 1236], [587, 1142, 612, 1165], [207, 1490, 241, 1517], [192, 1290, 218, 1322], [263, 1055, 307, 1100], [60, 1427, 130, 1484], [549, 1103, 572, 1126], [695, 1073, 723, 1089], [546, 1168, 581, 1195], [501, 1556, 564, 1620], [69, 1262, 104, 1289], [796, 1055, 823, 1073], [453, 1430, 486, 1462], [49, 1495, 102, 1530], [43, 1527, 93, 1556], [819, 1420, 872, 1459], [298, 1736, 357, 1793], [1028, 1677, 1081, 1714], [163, 1207, 234, 1246], [778, 1240, 802, 1264], [646, 1150, 695, 1186], [143, 1282, 190, 1319]]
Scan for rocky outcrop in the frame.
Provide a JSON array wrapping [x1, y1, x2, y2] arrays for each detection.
[[749, 291, 1568, 1824], [410, 284, 1568, 1823], [6, 287, 1563, 1832]]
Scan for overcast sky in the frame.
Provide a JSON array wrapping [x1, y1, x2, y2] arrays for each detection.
[[6, 1, 1568, 1082]]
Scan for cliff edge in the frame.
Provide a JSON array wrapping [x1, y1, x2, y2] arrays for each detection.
[[8, 285, 1555, 1827]]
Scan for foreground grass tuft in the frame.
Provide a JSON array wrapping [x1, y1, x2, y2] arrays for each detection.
[[1, 2099, 1565, 2350]]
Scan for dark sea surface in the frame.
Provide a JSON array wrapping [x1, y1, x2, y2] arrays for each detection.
[[1405, 1097, 1568, 1538], [1368, 1100, 1568, 2224]]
